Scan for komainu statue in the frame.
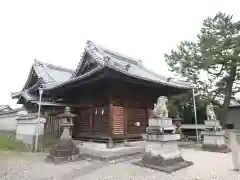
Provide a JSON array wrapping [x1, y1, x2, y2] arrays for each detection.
[[152, 96, 168, 118], [206, 103, 216, 121]]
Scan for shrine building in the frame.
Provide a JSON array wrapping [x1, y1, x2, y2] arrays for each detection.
[[11, 40, 191, 143]]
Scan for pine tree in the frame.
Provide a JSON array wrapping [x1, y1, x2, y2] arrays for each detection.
[[165, 12, 240, 125]]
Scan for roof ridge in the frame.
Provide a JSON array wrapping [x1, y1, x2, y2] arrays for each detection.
[[91, 41, 190, 87], [89, 41, 141, 66], [34, 59, 74, 73], [41, 63, 56, 82], [104, 50, 140, 66]]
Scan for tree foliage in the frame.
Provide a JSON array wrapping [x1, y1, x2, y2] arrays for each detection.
[[167, 93, 221, 124], [165, 12, 240, 125]]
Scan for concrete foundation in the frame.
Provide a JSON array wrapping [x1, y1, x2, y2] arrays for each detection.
[[74, 140, 145, 161], [202, 131, 230, 153], [135, 134, 193, 173]]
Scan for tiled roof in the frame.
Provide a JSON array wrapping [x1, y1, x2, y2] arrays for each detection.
[[0, 105, 11, 112], [22, 60, 74, 90], [0, 107, 25, 116], [51, 40, 191, 90], [13, 40, 192, 104], [32, 60, 74, 83], [12, 60, 74, 100]]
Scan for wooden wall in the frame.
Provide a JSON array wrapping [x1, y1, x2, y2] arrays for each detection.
[[111, 105, 151, 135], [112, 106, 125, 135], [53, 79, 159, 138], [92, 106, 109, 134], [72, 106, 109, 137], [110, 81, 156, 136]]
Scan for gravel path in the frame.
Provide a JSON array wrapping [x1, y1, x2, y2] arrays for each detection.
[[75, 149, 240, 180], [0, 151, 91, 180], [1, 149, 240, 180]]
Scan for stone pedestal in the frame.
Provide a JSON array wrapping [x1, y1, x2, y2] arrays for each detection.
[[46, 126, 79, 164], [134, 117, 193, 173], [202, 120, 230, 153], [204, 120, 222, 129]]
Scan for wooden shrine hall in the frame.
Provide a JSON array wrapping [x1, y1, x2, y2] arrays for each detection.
[[11, 40, 191, 143]]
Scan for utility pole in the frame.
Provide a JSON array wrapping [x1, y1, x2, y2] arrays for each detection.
[[192, 88, 200, 144], [34, 88, 43, 152]]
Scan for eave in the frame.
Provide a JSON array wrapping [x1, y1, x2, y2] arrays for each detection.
[[11, 92, 22, 99], [43, 66, 106, 92], [11, 79, 43, 100], [59, 40, 192, 92], [108, 65, 191, 90], [30, 101, 84, 108], [43, 64, 192, 94]]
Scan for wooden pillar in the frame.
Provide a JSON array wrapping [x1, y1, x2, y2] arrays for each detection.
[[89, 108, 93, 135], [108, 94, 114, 148], [145, 108, 149, 130], [124, 103, 128, 135], [109, 94, 113, 137]]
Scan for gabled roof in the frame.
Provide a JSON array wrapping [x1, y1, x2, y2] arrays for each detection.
[[0, 105, 12, 112], [12, 40, 192, 105], [23, 60, 74, 90], [46, 40, 191, 91], [0, 107, 25, 116], [12, 60, 74, 100]]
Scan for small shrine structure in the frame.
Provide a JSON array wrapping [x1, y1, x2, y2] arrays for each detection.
[[11, 40, 191, 146]]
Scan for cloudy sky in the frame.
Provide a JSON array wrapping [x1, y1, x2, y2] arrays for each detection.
[[0, 0, 240, 108]]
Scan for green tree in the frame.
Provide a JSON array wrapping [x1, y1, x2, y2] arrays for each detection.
[[165, 12, 240, 126], [168, 93, 221, 124]]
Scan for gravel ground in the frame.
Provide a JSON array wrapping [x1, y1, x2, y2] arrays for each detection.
[[0, 151, 91, 180], [1, 149, 240, 180], [76, 149, 240, 180]]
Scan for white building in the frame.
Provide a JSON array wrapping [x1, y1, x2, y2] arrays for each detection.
[[0, 106, 25, 135]]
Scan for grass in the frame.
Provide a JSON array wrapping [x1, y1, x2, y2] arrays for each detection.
[[0, 133, 29, 151]]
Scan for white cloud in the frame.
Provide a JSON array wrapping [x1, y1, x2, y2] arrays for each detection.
[[0, 0, 240, 108]]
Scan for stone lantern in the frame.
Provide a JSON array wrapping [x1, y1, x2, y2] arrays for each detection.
[[173, 114, 183, 128], [173, 115, 183, 136], [46, 107, 79, 163]]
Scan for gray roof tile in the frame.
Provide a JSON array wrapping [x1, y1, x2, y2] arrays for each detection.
[[13, 40, 192, 103], [45, 40, 191, 90], [12, 60, 74, 101], [33, 60, 74, 83], [84, 41, 191, 89], [0, 105, 11, 112]]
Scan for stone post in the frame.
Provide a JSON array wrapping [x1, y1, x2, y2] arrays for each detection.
[[224, 130, 240, 170], [134, 96, 193, 173]]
